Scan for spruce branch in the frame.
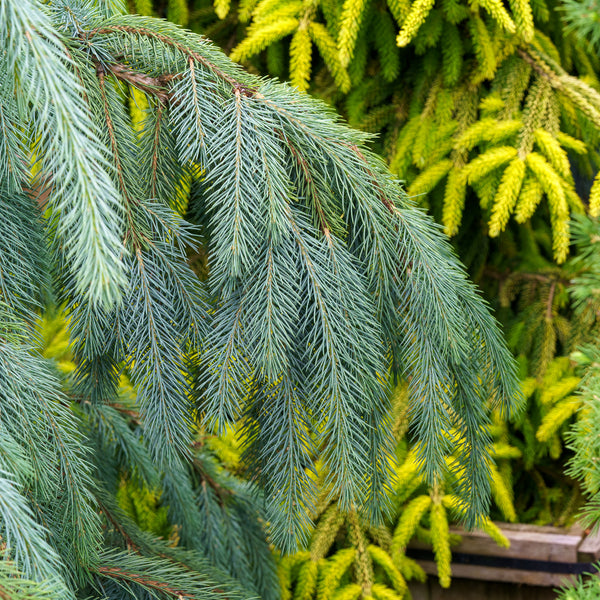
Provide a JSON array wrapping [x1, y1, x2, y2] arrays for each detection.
[[0, 4, 523, 594], [97, 565, 196, 599], [85, 22, 246, 90], [0, 0, 127, 307]]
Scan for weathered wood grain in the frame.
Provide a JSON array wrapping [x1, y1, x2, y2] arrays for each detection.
[[409, 577, 560, 600], [578, 529, 600, 562], [415, 560, 578, 587], [408, 521, 600, 590], [409, 523, 583, 563]]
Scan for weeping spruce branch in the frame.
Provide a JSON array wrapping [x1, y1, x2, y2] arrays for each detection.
[[0, 0, 520, 596]]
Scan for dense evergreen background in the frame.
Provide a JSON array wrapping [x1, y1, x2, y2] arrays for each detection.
[[3, 0, 600, 598], [136, 0, 600, 596]]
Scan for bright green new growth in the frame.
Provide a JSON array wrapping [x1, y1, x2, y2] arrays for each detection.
[[272, 385, 517, 597], [212, 0, 600, 264], [0, 0, 520, 596]]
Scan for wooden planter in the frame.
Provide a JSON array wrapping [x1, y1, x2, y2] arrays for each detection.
[[407, 523, 600, 587]]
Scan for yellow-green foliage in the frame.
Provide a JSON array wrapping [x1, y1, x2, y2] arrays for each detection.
[[309, 22, 351, 92], [230, 15, 300, 62], [537, 398, 581, 442], [295, 559, 319, 600], [441, 23, 464, 86], [129, 88, 150, 134], [492, 442, 523, 460], [373, 11, 401, 81], [589, 171, 600, 217], [508, 0, 534, 39], [347, 510, 374, 594], [534, 129, 573, 182], [338, 0, 370, 66], [442, 168, 468, 236], [370, 584, 403, 600], [367, 546, 407, 596], [391, 495, 432, 557], [488, 157, 526, 237], [472, 170, 502, 210], [317, 548, 355, 600], [391, 449, 422, 505], [556, 132, 587, 155], [310, 504, 346, 558], [290, 25, 313, 90], [279, 555, 296, 600], [396, 0, 436, 47], [40, 311, 72, 362], [394, 555, 426, 583], [386, 0, 411, 24], [133, 0, 153, 15], [532, 366, 582, 446], [408, 159, 452, 198], [489, 463, 517, 522], [214, 0, 231, 19], [513, 358, 582, 459], [479, 0, 516, 33], [465, 146, 518, 185], [468, 14, 497, 81], [203, 0, 600, 266], [116, 478, 171, 538], [526, 152, 570, 262], [454, 119, 522, 152], [278, 434, 520, 599], [204, 428, 241, 472], [503, 262, 573, 373], [514, 174, 544, 223], [332, 585, 363, 600], [482, 346, 591, 528], [539, 376, 581, 406], [251, 0, 300, 23], [429, 501, 451, 588], [167, 0, 189, 26], [478, 517, 510, 548]]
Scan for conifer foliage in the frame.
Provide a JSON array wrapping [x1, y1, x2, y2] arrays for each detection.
[[275, 387, 516, 597], [194, 0, 600, 264], [554, 217, 600, 600], [0, 0, 520, 596]]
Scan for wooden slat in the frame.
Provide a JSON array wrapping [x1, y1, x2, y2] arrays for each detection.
[[578, 529, 600, 562], [416, 560, 579, 587], [408, 522, 600, 588], [409, 577, 562, 599], [407, 581, 429, 600], [409, 524, 583, 562], [496, 523, 584, 536]]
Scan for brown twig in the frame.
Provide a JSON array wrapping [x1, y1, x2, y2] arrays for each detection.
[[105, 62, 176, 103], [517, 47, 551, 80], [150, 102, 164, 199], [546, 279, 557, 320], [98, 500, 139, 552], [349, 144, 396, 213], [85, 25, 256, 96], [193, 458, 233, 507], [97, 565, 195, 598], [287, 139, 331, 237], [96, 62, 141, 247]]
